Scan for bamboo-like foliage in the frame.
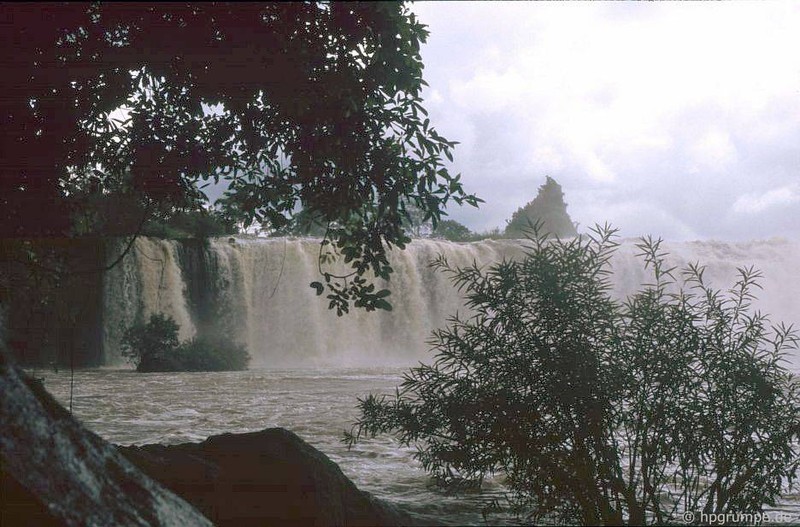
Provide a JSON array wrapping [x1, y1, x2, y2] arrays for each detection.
[[347, 225, 800, 525]]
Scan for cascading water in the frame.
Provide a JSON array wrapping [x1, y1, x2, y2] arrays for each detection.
[[63, 235, 800, 524], [102, 237, 526, 367], [103, 236, 800, 369], [103, 237, 196, 364]]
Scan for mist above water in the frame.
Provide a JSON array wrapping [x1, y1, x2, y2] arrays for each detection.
[[103, 236, 800, 370]]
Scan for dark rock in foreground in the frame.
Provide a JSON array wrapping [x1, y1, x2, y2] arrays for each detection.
[[2, 343, 417, 526], [120, 428, 417, 527], [0, 349, 212, 527]]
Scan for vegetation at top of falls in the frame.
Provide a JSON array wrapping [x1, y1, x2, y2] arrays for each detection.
[[140, 209, 239, 240], [431, 219, 475, 242], [505, 176, 578, 239], [1, 3, 479, 321], [270, 209, 330, 238], [431, 221, 503, 243], [398, 176, 579, 242], [347, 224, 800, 525], [122, 314, 250, 373]]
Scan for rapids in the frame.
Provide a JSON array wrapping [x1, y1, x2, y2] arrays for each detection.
[[40, 366, 800, 526]]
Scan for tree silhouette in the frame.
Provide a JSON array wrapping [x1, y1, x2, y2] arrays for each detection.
[[432, 219, 473, 241], [0, 3, 480, 315], [505, 176, 577, 238]]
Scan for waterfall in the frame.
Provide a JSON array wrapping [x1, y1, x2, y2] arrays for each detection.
[[103, 238, 196, 364], [103, 236, 800, 369]]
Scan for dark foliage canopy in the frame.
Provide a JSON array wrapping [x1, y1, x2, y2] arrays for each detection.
[[1, 2, 478, 311], [432, 219, 473, 242]]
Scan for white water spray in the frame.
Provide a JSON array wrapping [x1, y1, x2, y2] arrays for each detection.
[[103, 237, 800, 369]]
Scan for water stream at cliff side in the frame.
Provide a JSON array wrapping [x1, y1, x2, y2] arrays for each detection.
[[102, 236, 800, 370]]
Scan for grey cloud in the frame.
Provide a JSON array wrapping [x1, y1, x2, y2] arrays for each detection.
[[414, 2, 800, 241]]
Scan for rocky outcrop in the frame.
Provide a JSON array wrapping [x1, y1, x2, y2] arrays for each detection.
[[0, 349, 213, 526], [1, 343, 417, 526], [120, 429, 418, 527]]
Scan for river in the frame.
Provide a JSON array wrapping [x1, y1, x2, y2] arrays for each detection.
[[39, 365, 800, 525], [41, 366, 515, 526]]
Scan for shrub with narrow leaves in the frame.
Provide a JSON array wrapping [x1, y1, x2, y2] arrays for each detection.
[[347, 225, 800, 525]]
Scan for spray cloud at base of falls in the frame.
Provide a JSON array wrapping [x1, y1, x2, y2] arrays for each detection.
[[103, 236, 800, 370]]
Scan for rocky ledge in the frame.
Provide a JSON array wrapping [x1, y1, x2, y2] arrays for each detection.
[[120, 429, 416, 527], [0, 350, 211, 527], [1, 347, 416, 526]]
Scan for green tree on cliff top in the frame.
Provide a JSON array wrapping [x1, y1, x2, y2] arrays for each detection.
[[505, 176, 578, 238]]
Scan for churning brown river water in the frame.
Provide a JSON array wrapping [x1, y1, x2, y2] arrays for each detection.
[[42, 367, 515, 526], [41, 367, 800, 526]]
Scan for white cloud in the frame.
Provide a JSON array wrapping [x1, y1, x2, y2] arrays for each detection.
[[411, 1, 800, 240], [449, 69, 526, 113], [577, 198, 701, 241], [733, 185, 800, 214], [688, 129, 738, 173], [529, 146, 565, 173]]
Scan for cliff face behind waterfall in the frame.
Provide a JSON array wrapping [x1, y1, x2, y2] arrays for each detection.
[[102, 237, 800, 370]]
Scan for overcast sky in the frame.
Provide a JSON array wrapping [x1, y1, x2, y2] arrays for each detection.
[[409, 1, 800, 241]]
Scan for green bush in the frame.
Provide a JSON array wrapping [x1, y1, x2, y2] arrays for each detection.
[[122, 314, 250, 372], [121, 314, 181, 371], [178, 336, 250, 372], [431, 219, 474, 242], [347, 225, 800, 525], [141, 209, 238, 240]]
